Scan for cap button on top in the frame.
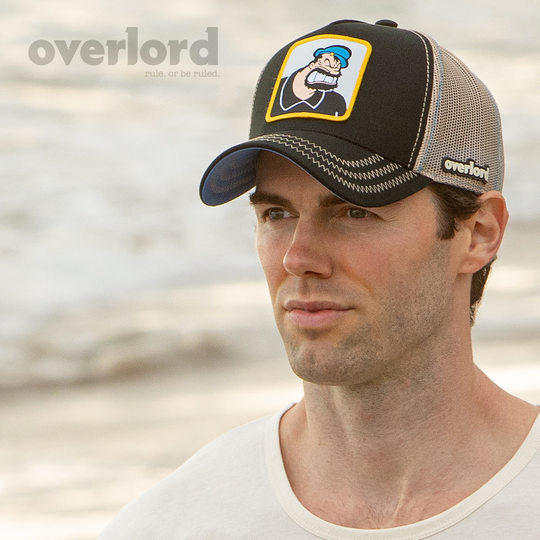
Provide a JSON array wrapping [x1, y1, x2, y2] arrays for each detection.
[[375, 19, 398, 27]]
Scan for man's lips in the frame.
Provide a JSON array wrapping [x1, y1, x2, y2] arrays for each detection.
[[284, 300, 351, 328]]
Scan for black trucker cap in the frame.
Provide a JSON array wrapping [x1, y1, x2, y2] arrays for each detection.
[[200, 19, 504, 207]]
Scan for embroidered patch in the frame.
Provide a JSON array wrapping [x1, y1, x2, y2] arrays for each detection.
[[266, 34, 372, 123]]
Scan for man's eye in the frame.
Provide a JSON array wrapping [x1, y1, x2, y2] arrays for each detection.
[[265, 208, 291, 220], [347, 207, 372, 219]]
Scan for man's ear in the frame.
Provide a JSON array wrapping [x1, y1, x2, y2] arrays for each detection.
[[458, 191, 509, 275]]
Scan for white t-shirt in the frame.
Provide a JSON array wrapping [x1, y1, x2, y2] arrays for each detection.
[[98, 404, 540, 539]]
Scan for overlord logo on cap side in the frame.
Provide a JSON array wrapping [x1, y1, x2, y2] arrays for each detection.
[[442, 157, 490, 184], [265, 34, 372, 123]]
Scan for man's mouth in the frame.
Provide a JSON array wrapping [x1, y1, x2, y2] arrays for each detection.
[[284, 300, 350, 329], [305, 68, 340, 90]]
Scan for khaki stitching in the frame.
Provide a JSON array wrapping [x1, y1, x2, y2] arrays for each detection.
[[408, 31, 432, 168], [253, 134, 416, 193]]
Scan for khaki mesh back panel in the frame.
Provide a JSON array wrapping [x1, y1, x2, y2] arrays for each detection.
[[414, 33, 504, 193]]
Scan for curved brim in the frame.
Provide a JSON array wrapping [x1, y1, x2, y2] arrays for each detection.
[[200, 130, 432, 207]]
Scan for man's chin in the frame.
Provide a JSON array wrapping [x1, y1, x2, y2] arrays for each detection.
[[288, 359, 362, 387], [280, 329, 387, 386], [284, 341, 349, 383]]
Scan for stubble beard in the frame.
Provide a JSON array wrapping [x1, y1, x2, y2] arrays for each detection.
[[282, 322, 388, 387], [277, 244, 455, 391]]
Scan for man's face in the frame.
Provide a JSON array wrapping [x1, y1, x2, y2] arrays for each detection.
[[251, 152, 464, 388]]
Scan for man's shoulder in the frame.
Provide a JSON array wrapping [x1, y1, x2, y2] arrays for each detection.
[[173, 411, 271, 478], [97, 411, 279, 539]]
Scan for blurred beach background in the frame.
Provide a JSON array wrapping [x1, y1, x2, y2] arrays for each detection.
[[0, 0, 539, 538]]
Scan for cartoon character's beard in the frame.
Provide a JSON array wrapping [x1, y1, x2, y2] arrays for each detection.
[[304, 67, 341, 91]]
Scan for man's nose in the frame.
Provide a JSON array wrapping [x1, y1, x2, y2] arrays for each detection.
[[282, 219, 333, 279]]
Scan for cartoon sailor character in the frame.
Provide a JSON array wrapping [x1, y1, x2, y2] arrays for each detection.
[[270, 45, 352, 118]]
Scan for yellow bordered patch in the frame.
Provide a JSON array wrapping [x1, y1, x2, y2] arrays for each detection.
[[265, 34, 372, 123]]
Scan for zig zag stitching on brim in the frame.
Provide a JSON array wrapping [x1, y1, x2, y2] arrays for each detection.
[[253, 133, 384, 169], [252, 133, 417, 192]]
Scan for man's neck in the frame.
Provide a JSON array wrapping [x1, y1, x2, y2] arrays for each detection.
[[279, 346, 539, 529]]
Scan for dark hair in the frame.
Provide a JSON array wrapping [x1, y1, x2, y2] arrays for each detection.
[[429, 183, 494, 325]]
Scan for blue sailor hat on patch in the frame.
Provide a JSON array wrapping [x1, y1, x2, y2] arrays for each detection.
[[313, 45, 352, 68]]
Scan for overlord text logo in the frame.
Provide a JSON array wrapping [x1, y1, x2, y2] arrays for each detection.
[[28, 27, 218, 66]]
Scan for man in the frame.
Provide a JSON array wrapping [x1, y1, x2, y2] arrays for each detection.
[[99, 19, 540, 539]]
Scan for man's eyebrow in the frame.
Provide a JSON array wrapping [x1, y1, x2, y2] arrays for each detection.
[[318, 193, 350, 207], [249, 191, 290, 207], [249, 190, 347, 208], [249, 190, 404, 211], [319, 193, 406, 210]]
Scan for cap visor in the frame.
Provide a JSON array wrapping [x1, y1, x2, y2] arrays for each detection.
[[200, 130, 432, 207]]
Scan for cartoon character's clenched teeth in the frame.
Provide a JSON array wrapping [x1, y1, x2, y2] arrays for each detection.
[[305, 68, 340, 89]]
